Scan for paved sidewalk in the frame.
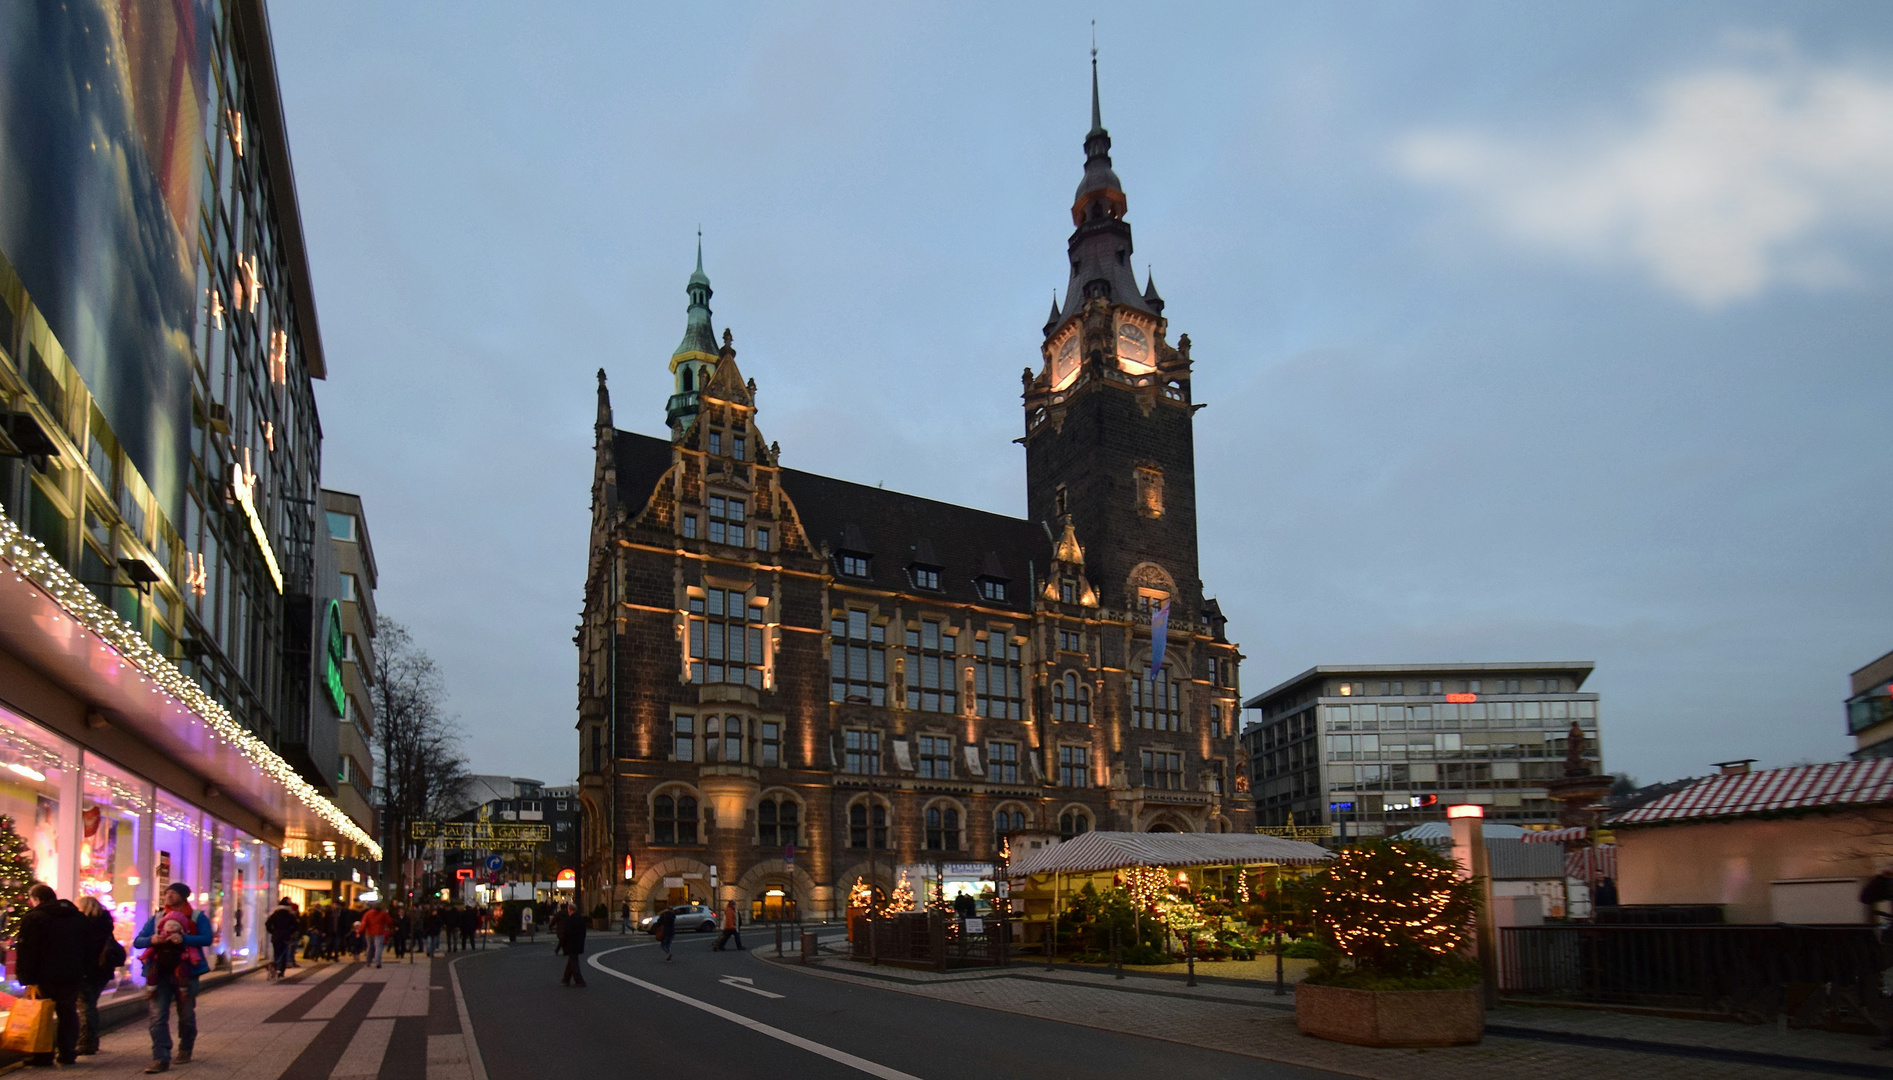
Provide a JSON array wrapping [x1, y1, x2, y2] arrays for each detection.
[[763, 949, 1893, 1080], [67, 950, 485, 1079]]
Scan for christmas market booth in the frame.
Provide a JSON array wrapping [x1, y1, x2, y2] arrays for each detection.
[[1007, 831, 1333, 961]]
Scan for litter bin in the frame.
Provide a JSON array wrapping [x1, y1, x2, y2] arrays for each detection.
[[801, 931, 818, 963]]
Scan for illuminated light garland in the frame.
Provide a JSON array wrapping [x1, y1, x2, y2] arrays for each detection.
[[0, 509, 381, 859]]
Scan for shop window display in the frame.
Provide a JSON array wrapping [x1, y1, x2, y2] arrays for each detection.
[[0, 706, 78, 1016], [81, 757, 153, 1001]]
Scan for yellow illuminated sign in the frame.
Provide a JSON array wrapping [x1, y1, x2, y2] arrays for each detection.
[[231, 448, 283, 593]]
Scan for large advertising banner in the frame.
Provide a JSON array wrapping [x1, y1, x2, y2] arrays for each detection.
[[0, 0, 213, 524]]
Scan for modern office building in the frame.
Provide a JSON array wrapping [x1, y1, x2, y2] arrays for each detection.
[[1847, 649, 1893, 759], [1243, 663, 1602, 838], [0, 0, 376, 989], [576, 62, 1249, 919]]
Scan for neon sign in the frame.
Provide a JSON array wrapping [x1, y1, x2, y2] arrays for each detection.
[[1445, 692, 1477, 703], [323, 600, 346, 717], [231, 447, 284, 593]]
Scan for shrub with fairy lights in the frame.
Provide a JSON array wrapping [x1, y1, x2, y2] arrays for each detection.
[[1304, 841, 1479, 988]]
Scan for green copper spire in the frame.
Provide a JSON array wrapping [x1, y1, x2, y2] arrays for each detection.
[[674, 233, 718, 360]]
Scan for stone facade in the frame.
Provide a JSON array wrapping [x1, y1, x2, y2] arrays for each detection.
[[575, 75, 1251, 918]]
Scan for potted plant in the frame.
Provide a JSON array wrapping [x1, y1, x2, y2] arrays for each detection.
[[1294, 840, 1484, 1047]]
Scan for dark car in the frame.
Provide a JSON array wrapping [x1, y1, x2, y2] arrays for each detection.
[[639, 904, 718, 934]]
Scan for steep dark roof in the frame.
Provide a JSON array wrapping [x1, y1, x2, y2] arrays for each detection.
[[779, 469, 1042, 613], [613, 430, 675, 506], [609, 429, 1046, 612]]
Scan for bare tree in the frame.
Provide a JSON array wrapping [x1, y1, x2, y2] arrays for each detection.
[[370, 618, 471, 900]]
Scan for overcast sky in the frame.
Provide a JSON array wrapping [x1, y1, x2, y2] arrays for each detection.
[[272, 1, 1893, 788]]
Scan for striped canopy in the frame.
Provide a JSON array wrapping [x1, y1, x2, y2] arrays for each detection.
[[1009, 831, 1332, 878]]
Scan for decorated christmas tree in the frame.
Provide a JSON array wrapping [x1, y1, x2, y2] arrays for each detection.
[[0, 814, 38, 942], [1305, 840, 1478, 984]]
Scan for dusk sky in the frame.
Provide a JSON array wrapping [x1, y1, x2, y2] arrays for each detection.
[[271, 2, 1893, 789]]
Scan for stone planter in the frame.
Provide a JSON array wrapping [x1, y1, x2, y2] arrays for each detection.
[[1294, 982, 1484, 1047]]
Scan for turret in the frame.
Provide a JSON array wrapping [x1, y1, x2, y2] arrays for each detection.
[[666, 238, 721, 435]]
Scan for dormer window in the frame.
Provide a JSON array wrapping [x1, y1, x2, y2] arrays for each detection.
[[838, 553, 870, 578], [978, 579, 1008, 602], [1059, 579, 1076, 604], [910, 565, 942, 591]]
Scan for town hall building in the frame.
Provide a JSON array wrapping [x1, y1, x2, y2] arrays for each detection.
[[575, 64, 1252, 919]]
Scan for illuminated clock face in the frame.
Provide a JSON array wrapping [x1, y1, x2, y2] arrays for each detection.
[[1051, 332, 1080, 390], [1116, 320, 1153, 373]]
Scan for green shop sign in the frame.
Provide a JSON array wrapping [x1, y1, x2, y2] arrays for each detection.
[[323, 599, 347, 717]]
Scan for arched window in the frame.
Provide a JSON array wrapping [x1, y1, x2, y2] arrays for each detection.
[[654, 792, 698, 845], [758, 794, 799, 848], [682, 367, 695, 392], [1130, 666, 1181, 731], [926, 805, 961, 851], [1053, 673, 1091, 724], [849, 800, 888, 850], [1059, 810, 1090, 839], [995, 808, 1027, 835]]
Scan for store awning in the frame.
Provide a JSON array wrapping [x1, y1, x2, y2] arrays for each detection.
[[1009, 831, 1332, 877]]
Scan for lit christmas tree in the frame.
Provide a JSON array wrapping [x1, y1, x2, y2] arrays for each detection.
[[1307, 840, 1477, 980], [0, 815, 38, 941], [848, 880, 875, 911], [886, 874, 914, 915]]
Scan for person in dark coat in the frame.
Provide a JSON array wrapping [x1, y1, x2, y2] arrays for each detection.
[[558, 903, 587, 987], [422, 907, 444, 957], [653, 906, 678, 962], [76, 895, 120, 1055], [17, 884, 87, 1066], [393, 906, 414, 962], [1593, 877, 1620, 909], [264, 899, 300, 978]]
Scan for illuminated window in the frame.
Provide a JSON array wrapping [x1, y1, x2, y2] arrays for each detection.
[[905, 621, 958, 713], [1140, 750, 1182, 790], [708, 496, 744, 546], [758, 794, 798, 847], [918, 735, 953, 779], [1130, 667, 1181, 731], [1058, 745, 1088, 788], [843, 730, 881, 775], [925, 805, 960, 851], [973, 634, 1022, 719], [830, 611, 886, 704], [689, 588, 764, 687], [986, 741, 1019, 784]]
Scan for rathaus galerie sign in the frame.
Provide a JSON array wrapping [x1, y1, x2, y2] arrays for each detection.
[[576, 66, 1251, 917]]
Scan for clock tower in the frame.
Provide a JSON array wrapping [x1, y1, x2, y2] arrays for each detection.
[[1023, 55, 1204, 624]]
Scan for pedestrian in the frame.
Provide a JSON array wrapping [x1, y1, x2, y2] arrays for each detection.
[[712, 900, 744, 952], [1594, 876, 1620, 909], [653, 904, 678, 962], [423, 907, 444, 957], [301, 905, 322, 961], [134, 881, 212, 1073], [559, 903, 587, 987], [444, 905, 459, 953], [264, 897, 300, 979], [520, 904, 534, 942], [77, 894, 123, 1055], [16, 883, 87, 1066], [394, 906, 414, 962], [619, 899, 632, 935], [342, 903, 365, 960], [359, 903, 392, 969]]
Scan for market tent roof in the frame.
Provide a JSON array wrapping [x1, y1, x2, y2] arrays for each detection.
[[1609, 759, 1893, 826], [1009, 831, 1332, 877], [1393, 822, 1529, 842]]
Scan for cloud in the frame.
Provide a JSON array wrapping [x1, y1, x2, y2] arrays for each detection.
[[1395, 50, 1893, 306]]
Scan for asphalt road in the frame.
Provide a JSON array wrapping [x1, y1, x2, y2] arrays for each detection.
[[455, 928, 1340, 1080]]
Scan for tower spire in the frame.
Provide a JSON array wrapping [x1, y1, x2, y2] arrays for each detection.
[[1090, 25, 1102, 134], [668, 240, 720, 432]]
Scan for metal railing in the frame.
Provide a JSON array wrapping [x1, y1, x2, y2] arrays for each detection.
[[1499, 924, 1880, 1024], [850, 911, 1009, 970]]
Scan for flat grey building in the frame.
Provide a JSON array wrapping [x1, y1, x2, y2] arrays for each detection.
[[1242, 663, 1601, 839]]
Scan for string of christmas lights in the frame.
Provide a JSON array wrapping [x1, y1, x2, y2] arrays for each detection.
[[0, 509, 381, 858]]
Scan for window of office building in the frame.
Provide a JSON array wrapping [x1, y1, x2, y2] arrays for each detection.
[[758, 795, 798, 848], [1052, 672, 1091, 724], [708, 496, 744, 546], [1058, 745, 1088, 788], [1141, 750, 1182, 790], [925, 805, 960, 851], [973, 634, 1022, 719], [986, 741, 1020, 784], [906, 621, 958, 714], [918, 735, 953, 779], [830, 610, 886, 705], [844, 730, 881, 775], [1130, 667, 1181, 731], [690, 588, 764, 688]]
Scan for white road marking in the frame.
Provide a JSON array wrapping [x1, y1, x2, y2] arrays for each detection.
[[588, 946, 922, 1080], [719, 975, 785, 999], [447, 954, 492, 1080]]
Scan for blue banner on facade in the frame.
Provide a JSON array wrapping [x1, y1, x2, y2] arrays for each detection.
[[1149, 599, 1170, 676]]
